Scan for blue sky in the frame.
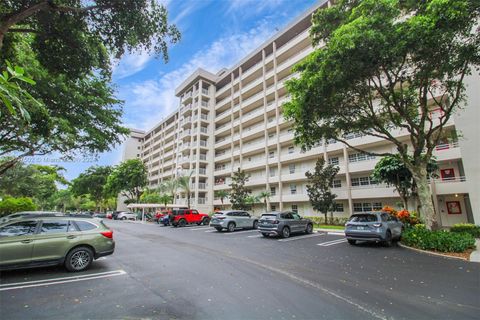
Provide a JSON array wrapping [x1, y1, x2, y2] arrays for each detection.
[[53, 0, 317, 182]]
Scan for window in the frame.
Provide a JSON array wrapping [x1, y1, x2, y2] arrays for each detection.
[[281, 212, 294, 219], [288, 146, 295, 154], [332, 179, 342, 188], [40, 220, 71, 234], [290, 184, 297, 195], [270, 187, 276, 196], [268, 117, 274, 123], [269, 167, 276, 177], [289, 164, 296, 174], [353, 202, 381, 212], [373, 202, 383, 211], [351, 176, 377, 187], [348, 152, 376, 163], [334, 203, 344, 212], [0, 221, 37, 237], [269, 151, 275, 158], [271, 205, 276, 211], [349, 214, 378, 222], [353, 203, 363, 212], [268, 133, 274, 139], [328, 157, 339, 165], [74, 221, 97, 231], [291, 205, 298, 213]]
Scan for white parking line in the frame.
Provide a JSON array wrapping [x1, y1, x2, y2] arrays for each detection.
[[328, 231, 345, 236], [317, 239, 347, 247], [247, 234, 263, 238], [189, 227, 210, 231], [205, 229, 217, 233], [0, 270, 127, 291], [277, 233, 325, 242]]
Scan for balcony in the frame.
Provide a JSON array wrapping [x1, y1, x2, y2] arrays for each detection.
[[434, 176, 468, 195], [198, 168, 207, 175], [350, 185, 397, 199], [433, 142, 461, 161], [202, 88, 209, 96]]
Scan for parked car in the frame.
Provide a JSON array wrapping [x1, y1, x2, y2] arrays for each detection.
[[0, 216, 115, 272], [0, 211, 63, 224], [111, 211, 122, 220], [154, 211, 168, 223], [344, 212, 403, 246], [170, 209, 210, 227], [106, 212, 113, 219], [116, 211, 137, 220], [210, 210, 258, 232], [258, 211, 314, 238], [93, 212, 107, 218], [159, 214, 170, 226]]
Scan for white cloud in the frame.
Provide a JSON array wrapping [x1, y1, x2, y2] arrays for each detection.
[[227, 0, 285, 15], [120, 18, 278, 131], [112, 50, 152, 79]]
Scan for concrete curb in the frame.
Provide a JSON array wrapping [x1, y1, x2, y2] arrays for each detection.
[[398, 243, 473, 262], [314, 228, 344, 233], [469, 239, 480, 263]]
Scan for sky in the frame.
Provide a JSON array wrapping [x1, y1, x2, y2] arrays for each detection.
[[47, 0, 318, 182]]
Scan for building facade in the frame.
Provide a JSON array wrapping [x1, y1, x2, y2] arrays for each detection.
[[120, 0, 479, 226]]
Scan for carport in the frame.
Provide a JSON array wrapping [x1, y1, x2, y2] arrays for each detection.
[[126, 203, 164, 223]]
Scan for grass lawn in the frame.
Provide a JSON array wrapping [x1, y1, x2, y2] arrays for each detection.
[[313, 224, 344, 230]]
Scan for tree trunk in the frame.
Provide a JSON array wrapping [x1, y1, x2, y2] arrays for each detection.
[[324, 211, 328, 225], [411, 166, 438, 230]]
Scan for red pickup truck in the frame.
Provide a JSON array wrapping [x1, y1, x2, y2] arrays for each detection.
[[170, 209, 210, 227]]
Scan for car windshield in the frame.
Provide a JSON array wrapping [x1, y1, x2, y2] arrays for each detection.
[[261, 214, 277, 219], [349, 214, 378, 222]]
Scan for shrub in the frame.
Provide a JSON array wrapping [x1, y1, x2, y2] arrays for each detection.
[[0, 197, 37, 217], [402, 228, 476, 253], [304, 216, 349, 225], [450, 223, 480, 238]]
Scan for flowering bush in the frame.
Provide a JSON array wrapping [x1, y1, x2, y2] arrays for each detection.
[[380, 206, 420, 227]]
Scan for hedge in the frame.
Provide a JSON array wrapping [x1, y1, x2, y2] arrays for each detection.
[[0, 197, 37, 217], [450, 223, 480, 238], [402, 226, 476, 253], [303, 216, 349, 226]]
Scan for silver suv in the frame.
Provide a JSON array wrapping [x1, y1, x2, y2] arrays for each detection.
[[344, 212, 403, 246], [258, 211, 314, 238], [210, 210, 258, 232]]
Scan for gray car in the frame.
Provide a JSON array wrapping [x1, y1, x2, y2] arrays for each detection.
[[344, 212, 403, 246], [210, 210, 259, 232], [258, 211, 314, 238]]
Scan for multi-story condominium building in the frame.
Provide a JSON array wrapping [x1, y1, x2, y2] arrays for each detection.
[[119, 0, 479, 227]]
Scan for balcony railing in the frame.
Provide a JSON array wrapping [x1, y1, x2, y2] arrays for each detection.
[[435, 141, 459, 150], [199, 168, 207, 175], [433, 176, 466, 183]]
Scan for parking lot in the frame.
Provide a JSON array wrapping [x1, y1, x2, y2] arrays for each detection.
[[1, 220, 479, 320]]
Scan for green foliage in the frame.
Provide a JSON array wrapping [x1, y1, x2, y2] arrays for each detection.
[[158, 194, 173, 207], [245, 194, 260, 213], [450, 223, 480, 238], [304, 216, 349, 226], [305, 158, 339, 224], [258, 191, 271, 212], [177, 171, 193, 208], [402, 227, 476, 253], [0, 196, 36, 217], [104, 159, 147, 202], [160, 180, 178, 204], [0, 1, 181, 174], [284, 0, 480, 230], [71, 166, 112, 207], [215, 190, 230, 206], [229, 168, 251, 211], [140, 189, 162, 204]]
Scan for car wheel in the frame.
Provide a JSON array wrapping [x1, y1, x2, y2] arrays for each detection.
[[384, 230, 393, 247], [65, 246, 93, 272], [227, 222, 236, 232], [305, 223, 313, 234], [281, 227, 290, 238], [196, 222, 202, 225], [253, 220, 259, 229], [347, 239, 356, 245], [179, 219, 186, 227], [121, 216, 127, 220], [215, 227, 223, 232], [202, 218, 210, 225], [261, 233, 269, 238]]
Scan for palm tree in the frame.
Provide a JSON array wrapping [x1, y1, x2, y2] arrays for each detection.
[[177, 171, 193, 208], [258, 191, 271, 212], [245, 194, 260, 214], [160, 180, 178, 205], [215, 190, 229, 209], [158, 194, 173, 207]]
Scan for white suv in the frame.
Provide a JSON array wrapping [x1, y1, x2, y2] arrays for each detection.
[[116, 212, 137, 220]]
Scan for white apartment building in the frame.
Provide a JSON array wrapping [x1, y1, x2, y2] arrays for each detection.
[[120, 0, 479, 226]]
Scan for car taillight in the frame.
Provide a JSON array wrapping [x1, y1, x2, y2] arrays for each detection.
[[101, 230, 113, 239], [272, 220, 280, 224], [373, 223, 382, 228]]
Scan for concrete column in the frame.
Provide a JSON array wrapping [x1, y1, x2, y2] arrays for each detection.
[[343, 146, 353, 216]]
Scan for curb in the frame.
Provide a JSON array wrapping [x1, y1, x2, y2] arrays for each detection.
[[314, 228, 344, 233], [398, 243, 472, 262]]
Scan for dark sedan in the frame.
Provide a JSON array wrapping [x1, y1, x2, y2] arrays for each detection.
[[258, 211, 314, 238]]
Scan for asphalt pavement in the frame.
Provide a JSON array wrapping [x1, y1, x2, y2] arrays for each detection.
[[1, 220, 479, 320]]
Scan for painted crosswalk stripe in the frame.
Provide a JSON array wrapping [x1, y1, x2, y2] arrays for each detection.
[[277, 232, 325, 242], [317, 239, 347, 246]]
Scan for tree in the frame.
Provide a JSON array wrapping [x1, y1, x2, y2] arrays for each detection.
[[71, 166, 112, 210], [284, 0, 480, 230], [0, 196, 36, 217], [215, 190, 229, 209], [0, 158, 67, 208], [158, 194, 173, 207], [0, 1, 180, 174], [245, 194, 260, 213], [177, 171, 193, 209], [104, 159, 147, 203], [258, 191, 271, 212], [229, 168, 251, 211], [140, 189, 162, 204], [160, 180, 178, 206], [305, 158, 339, 224], [372, 155, 438, 210]]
